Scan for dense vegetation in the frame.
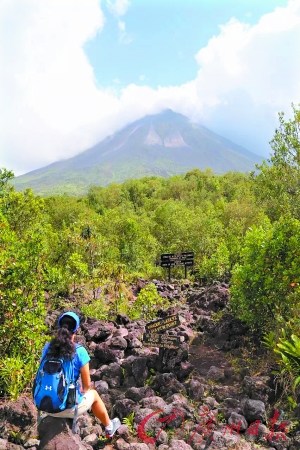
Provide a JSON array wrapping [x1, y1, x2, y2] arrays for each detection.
[[1, 105, 300, 404]]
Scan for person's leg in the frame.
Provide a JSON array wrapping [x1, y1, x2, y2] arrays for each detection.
[[80, 389, 121, 437], [48, 390, 120, 437], [75, 389, 108, 424], [89, 390, 110, 426]]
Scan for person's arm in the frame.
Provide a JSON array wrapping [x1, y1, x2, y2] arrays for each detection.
[[80, 362, 92, 393]]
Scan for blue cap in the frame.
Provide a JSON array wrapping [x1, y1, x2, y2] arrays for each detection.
[[58, 311, 80, 332]]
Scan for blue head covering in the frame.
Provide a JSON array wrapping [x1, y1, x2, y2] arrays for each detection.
[[58, 311, 80, 333]]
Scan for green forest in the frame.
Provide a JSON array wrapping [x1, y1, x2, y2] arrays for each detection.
[[1, 105, 300, 403]]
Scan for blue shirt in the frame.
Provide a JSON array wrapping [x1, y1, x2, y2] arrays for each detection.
[[42, 342, 90, 404]]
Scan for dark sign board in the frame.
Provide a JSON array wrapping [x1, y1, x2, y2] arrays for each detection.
[[160, 260, 194, 268], [143, 333, 181, 349], [160, 252, 194, 267], [157, 251, 194, 280], [145, 314, 180, 333], [161, 251, 194, 260]]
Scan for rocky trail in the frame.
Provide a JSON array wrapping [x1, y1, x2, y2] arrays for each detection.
[[0, 280, 296, 450], [189, 342, 232, 377]]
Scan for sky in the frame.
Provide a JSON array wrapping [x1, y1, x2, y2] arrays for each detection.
[[0, 0, 300, 175]]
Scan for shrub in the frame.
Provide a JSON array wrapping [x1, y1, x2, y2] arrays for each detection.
[[81, 297, 109, 320], [0, 355, 39, 399], [230, 216, 300, 334], [129, 283, 168, 320]]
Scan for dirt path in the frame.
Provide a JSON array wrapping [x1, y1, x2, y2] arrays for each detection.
[[189, 341, 232, 377]]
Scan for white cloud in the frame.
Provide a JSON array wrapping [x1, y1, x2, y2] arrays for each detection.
[[116, 0, 300, 154], [118, 19, 133, 44], [106, 0, 130, 17], [106, 0, 132, 44], [0, 0, 116, 174], [0, 0, 299, 175], [189, 0, 300, 151]]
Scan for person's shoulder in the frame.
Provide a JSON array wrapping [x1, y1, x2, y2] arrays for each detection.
[[75, 343, 90, 365], [75, 343, 89, 357], [75, 343, 87, 351]]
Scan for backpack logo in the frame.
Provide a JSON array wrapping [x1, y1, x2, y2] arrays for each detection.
[[32, 354, 76, 414]]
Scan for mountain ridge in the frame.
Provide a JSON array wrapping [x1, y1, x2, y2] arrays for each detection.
[[14, 110, 263, 195]]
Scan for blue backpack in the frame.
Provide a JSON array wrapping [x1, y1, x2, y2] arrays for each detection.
[[32, 347, 79, 414]]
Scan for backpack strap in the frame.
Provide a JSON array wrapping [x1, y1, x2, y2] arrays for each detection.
[[72, 400, 79, 434]]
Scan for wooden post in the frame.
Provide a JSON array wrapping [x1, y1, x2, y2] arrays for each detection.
[[158, 347, 165, 371]]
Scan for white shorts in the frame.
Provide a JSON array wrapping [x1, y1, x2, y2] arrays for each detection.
[[47, 389, 95, 418]]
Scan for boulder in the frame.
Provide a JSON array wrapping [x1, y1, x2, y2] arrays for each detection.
[[108, 336, 128, 350], [290, 434, 300, 450], [131, 358, 149, 387], [205, 430, 241, 449], [185, 378, 205, 401], [266, 431, 290, 450], [81, 319, 114, 342], [128, 444, 150, 450], [151, 373, 185, 396], [0, 439, 8, 450], [242, 375, 275, 403], [6, 443, 25, 450], [113, 398, 136, 420], [0, 396, 37, 428], [158, 346, 189, 374], [0, 396, 37, 440], [220, 398, 242, 420], [93, 343, 118, 364], [115, 437, 130, 449], [101, 363, 124, 388], [228, 412, 248, 432], [167, 439, 193, 450], [38, 416, 93, 450], [206, 366, 225, 382], [126, 337, 143, 350], [140, 397, 167, 411], [115, 314, 131, 326], [125, 387, 155, 403], [242, 398, 266, 423], [175, 361, 194, 381]]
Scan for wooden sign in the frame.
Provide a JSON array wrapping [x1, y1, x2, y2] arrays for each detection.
[[160, 251, 194, 267], [145, 314, 180, 333], [156, 251, 194, 280], [142, 333, 181, 349]]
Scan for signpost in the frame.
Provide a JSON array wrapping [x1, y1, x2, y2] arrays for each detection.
[[157, 251, 194, 281], [145, 314, 180, 333], [143, 333, 181, 349], [143, 314, 181, 350]]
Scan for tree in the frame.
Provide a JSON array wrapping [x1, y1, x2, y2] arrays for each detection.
[[45, 195, 94, 229], [230, 216, 300, 334], [0, 168, 14, 193], [0, 211, 48, 397], [86, 183, 127, 213], [98, 208, 158, 273], [270, 104, 300, 169], [3, 189, 45, 236], [66, 252, 89, 293], [130, 282, 167, 320], [254, 104, 300, 220], [219, 197, 268, 268], [0, 177, 48, 397]]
